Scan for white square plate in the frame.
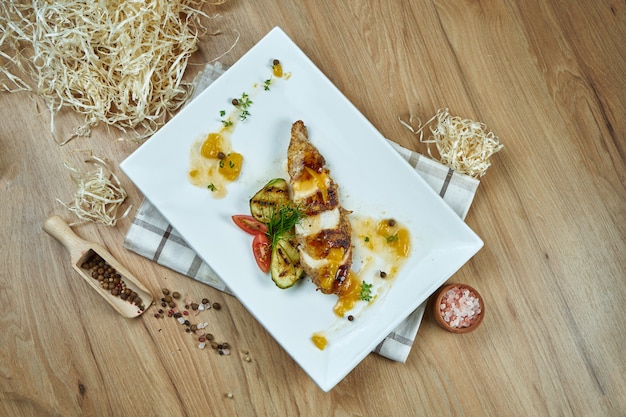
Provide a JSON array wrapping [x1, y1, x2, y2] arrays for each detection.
[[121, 27, 483, 391]]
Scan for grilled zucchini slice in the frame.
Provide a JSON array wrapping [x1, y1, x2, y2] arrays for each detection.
[[271, 233, 304, 289], [249, 178, 291, 223]]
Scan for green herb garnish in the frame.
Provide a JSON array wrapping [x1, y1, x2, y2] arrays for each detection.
[[234, 93, 252, 120], [239, 92, 252, 107], [263, 78, 272, 91], [266, 205, 304, 247], [221, 118, 233, 127], [239, 109, 251, 121], [359, 281, 373, 302], [385, 234, 399, 243], [207, 183, 216, 192]]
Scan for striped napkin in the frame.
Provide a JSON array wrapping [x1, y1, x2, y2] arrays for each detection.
[[123, 63, 480, 362]]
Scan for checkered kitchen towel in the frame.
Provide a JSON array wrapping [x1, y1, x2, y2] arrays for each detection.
[[123, 63, 480, 362]]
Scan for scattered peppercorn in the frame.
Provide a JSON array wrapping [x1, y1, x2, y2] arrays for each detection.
[[379, 271, 387, 278], [151, 288, 232, 353], [348, 315, 354, 321]]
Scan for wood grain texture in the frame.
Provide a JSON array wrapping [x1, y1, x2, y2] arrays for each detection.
[[1, 0, 624, 416]]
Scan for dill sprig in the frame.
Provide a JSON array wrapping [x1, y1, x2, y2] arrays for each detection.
[[265, 204, 304, 247]]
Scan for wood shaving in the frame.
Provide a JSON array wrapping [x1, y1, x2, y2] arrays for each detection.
[[401, 108, 503, 178], [0, 0, 228, 142], [57, 156, 131, 227]]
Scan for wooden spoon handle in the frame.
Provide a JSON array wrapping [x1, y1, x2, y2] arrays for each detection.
[[43, 215, 90, 260]]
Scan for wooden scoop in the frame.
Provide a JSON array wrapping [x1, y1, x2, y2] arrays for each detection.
[[43, 215, 153, 318]]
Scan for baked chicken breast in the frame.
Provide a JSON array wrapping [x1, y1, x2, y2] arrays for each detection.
[[287, 120, 352, 294]]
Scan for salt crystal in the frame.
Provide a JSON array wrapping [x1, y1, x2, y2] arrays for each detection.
[[177, 317, 185, 325], [198, 342, 206, 350], [440, 286, 481, 328]]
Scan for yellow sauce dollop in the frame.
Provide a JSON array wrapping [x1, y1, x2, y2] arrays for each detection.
[[311, 333, 327, 350], [376, 219, 411, 259], [272, 62, 283, 78], [188, 130, 243, 198], [334, 271, 362, 317]]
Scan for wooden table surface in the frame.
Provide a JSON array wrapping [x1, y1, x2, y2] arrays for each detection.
[[1, 1, 624, 416]]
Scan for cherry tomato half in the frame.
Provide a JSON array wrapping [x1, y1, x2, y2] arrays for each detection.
[[232, 215, 268, 235], [252, 233, 271, 273]]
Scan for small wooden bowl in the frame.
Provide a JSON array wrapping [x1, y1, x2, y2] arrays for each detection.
[[433, 283, 484, 333]]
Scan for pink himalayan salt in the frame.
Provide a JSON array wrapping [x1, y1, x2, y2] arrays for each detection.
[[439, 286, 482, 328]]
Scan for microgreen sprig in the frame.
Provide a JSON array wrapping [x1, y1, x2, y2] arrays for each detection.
[[385, 234, 399, 243], [219, 109, 233, 127], [359, 281, 373, 302], [235, 92, 253, 120]]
